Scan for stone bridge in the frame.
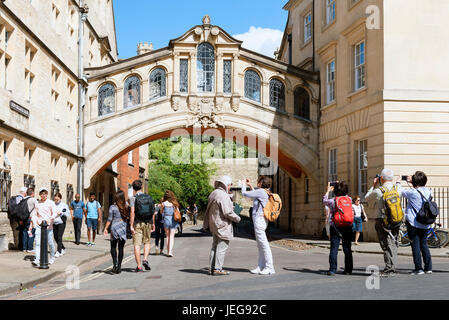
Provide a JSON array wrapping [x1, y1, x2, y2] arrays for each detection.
[[82, 16, 320, 189]]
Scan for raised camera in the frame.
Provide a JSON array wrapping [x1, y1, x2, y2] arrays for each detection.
[[329, 181, 338, 187]]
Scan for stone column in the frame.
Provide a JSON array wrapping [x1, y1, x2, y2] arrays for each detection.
[[232, 53, 240, 96], [216, 51, 223, 94], [190, 52, 197, 94], [142, 79, 149, 103], [173, 52, 180, 93], [167, 71, 173, 97], [285, 89, 294, 114], [116, 87, 124, 112], [262, 81, 269, 106]]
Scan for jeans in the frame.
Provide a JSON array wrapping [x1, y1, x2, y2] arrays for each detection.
[[209, 234, 229, 271], [22, 220, 35, 251], [73, 217, 82, 244], [110, 239, 126, 268], [375, 219, 399, 272], [34, 228, 56, 261], [253, 215, 274, 272], [154, 222, 165, 251], [406, 221, 432, 272], [329, 225, 353, 274], [53, 223, 66, 253]]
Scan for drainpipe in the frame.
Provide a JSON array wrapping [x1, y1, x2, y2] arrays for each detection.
[[312, 0, 315, 71], [77, 1, 88, 195]]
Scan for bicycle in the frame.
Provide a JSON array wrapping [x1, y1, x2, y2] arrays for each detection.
[[398, 222, 449, 248]]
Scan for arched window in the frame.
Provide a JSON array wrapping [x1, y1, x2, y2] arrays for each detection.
[[98, 83, 115, 117], [269, 79, 285, 111], [149, 68, 166, 100], [197, 42, 215, 92], [244, 70, 261, 102], [294, 87, 310, 120], [123, 76, 140, 108]]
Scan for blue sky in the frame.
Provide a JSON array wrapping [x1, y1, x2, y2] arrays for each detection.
[[113, 0, 288, 59]]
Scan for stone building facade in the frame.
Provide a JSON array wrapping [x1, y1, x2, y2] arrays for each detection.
[[0, 0, 147, 249], [278, 0, 449, 239]]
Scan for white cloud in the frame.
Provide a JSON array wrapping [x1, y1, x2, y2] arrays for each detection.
[[233, 26, 283, 58]]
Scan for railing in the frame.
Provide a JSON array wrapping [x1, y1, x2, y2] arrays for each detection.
[[401, 187, 449, 229]]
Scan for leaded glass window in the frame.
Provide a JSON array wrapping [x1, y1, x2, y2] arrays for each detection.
[[269, 79, 285, 111], [124, 76, 140, 108], [150, 68, 166, 100], [180, 59, 188, 93], [197, 43, 215, 92], [223, 60, 232, 93], [294, 87, 310, 120], [98, 83, 115, 116], [244, 70, 261, 102]]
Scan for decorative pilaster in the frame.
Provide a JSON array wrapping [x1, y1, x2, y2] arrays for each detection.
[[173, 52, 180, 93], [216, 51, 224, 94], [190, 52, 197, 94]]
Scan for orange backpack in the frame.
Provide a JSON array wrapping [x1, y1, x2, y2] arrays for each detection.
[[259, 189, 283, 222], [332, 196, 354, 227]]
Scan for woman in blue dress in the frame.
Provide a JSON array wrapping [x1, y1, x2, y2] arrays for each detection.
[[161, 190, 180, 257]]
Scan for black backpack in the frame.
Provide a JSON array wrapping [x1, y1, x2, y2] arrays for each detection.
[[14, 198, 32, 221], [135, 193, 155, 222], [7, 196, 22, 220], [411, 189, 439, 225]]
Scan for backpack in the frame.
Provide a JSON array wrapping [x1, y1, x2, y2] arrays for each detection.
[[135, 193, 155, 222], [380, 185, 404, 230], [258, 189, 282, 222], [7, 196, 22, 220], [412, 189, 439, 225], [332, 196, 354, 227], [14, 198, 32, 221]]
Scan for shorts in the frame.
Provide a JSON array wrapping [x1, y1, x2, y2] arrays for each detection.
[[133, 221, 152, 246], [86, 218, 98, 230], [353, 217, 363, 233]]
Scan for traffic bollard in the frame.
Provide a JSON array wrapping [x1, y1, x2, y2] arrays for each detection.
[[39, 220, 49, 269]]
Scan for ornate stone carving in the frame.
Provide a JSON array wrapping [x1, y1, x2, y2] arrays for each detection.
[[231, 95, 240, 112], [202, 15, 211, 25], [187, 97, 224, 128], [96, 128, 104, 138]]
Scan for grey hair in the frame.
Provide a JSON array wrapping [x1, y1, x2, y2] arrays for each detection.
[[380, 168, 394, 181]]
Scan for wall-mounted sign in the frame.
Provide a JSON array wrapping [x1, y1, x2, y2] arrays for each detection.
[[9, 100, 30, 118]]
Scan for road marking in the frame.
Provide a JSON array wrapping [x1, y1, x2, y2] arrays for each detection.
[[22, 254, 135, 300]]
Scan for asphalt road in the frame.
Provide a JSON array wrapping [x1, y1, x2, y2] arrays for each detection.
[[9, 225, 449, 300]]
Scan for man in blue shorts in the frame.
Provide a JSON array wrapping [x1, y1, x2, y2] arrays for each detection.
[[70, 193, 86, 245], [85, 192, 102, 246]]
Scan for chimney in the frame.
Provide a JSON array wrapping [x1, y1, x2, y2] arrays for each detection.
[[137, 42, 153, 55]]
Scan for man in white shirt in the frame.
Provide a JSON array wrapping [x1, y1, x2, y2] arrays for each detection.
[[30, 187, 57, 266]]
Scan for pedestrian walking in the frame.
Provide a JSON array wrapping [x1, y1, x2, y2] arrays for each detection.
[[103, 190, 129, 274], [21, 188, 38, 253], [129, 180, 155, 272], [323, 181, 354, 276], [53, 193, 70, 257], [203, 176, 241, 276], [70, 194, 86, 245], [365, 168, 403, 277], [242, 176, 276, 275], [352, 196, 367, 245], [161, 190, 180, 257], [85, 192, 102, 247], [7, 187, 27, 250], [29, 188, 57, 266], [154, 199, 165, 255], [402, 171, 433, 275]]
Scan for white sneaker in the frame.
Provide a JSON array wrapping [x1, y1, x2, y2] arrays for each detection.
[[61, 249, 65, 255], [259, 268, 275, 275], [32, 259, 40, 266], [410, 270, 424, 275], [425, 271, 432, 274], [49, 257, 55, 265], [250, 267, 261, 274], [54, 252, 61, 258]]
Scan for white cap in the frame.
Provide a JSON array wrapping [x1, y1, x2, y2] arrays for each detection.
[[39, 187, 49, 194], [219, 175, 233, 186], [20, 187, 28, 193], [381, 168, 394, 181]]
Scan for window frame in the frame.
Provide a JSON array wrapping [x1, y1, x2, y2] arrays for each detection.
[[294, 87, 311, 120], [357, 140, 368, 199], [328, 148, 337, 183], [196, 42, 215, 93], [326, 0, 336, 25], [354, 40, 366, 91], [179, 59, 189, 93], [98, 83, 116, 117], [123, 75, 141, 108], [223, 59, 232, 94], [304, 12, 312, 43], [326, 60, 336, 104], [244, 69, 261, 103], [149, 68, 167, 100], [269, 78, 285, 111]]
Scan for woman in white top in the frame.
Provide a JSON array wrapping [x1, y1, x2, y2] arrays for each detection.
[[242, 176, 275, 275], [53, 192, 70, 257], [352, 196, 367, 245]]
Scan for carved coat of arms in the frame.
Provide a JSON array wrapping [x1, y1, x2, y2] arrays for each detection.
[[187, 98, 224, 128]]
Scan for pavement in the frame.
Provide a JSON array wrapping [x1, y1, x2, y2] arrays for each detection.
[[1, 221, 449, 299]]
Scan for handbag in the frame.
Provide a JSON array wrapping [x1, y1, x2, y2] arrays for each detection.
[[174, 207, 182, 223]]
